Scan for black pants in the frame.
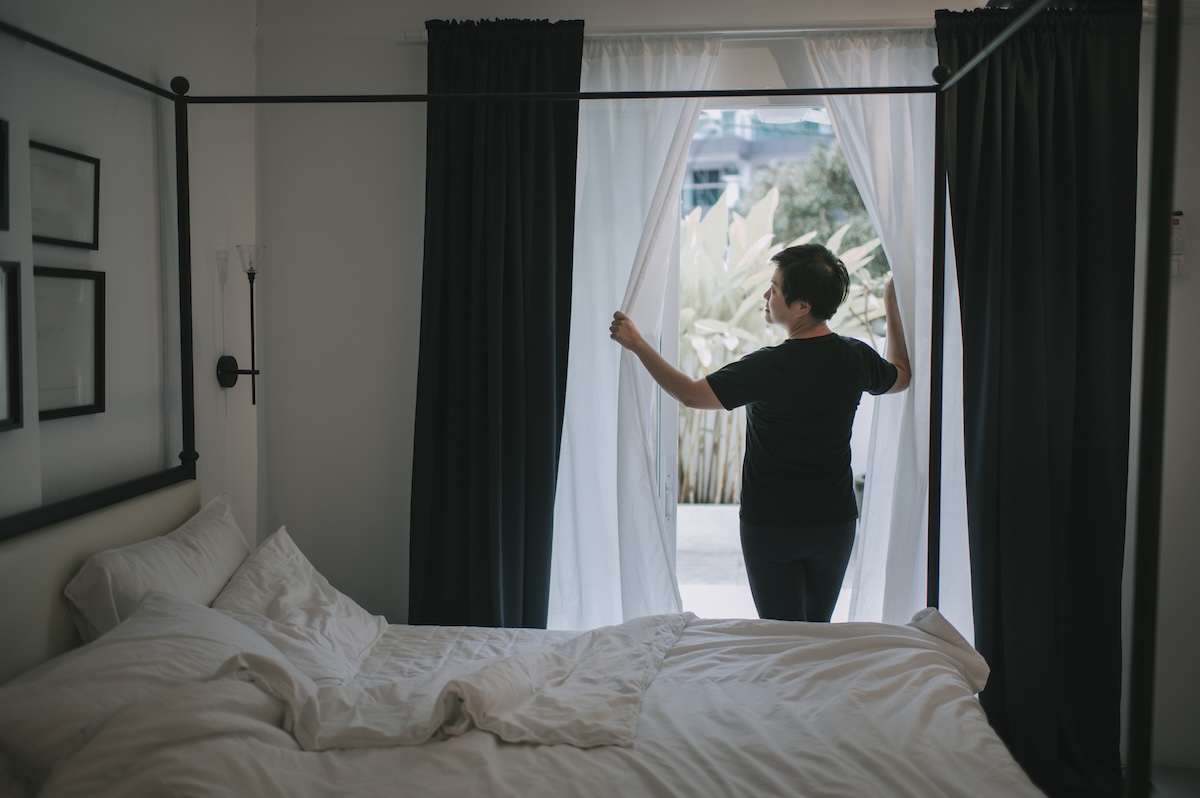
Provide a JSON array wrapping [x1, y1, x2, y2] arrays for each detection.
[[739, 519, 856, 622]]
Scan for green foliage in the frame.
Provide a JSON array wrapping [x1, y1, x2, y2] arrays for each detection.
[[738, 142, 890, 279], [677, 187, 887, 504]]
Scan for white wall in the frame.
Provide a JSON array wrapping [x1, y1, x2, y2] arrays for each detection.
[[0, 0, 261, 542], [252, 31, 426, 625], [1149, 19, 1200, 769], [0, 18, 41, 511], [25, 48, 168, 504]]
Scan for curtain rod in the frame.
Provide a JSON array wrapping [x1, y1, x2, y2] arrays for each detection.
[[395, 18, 935, 45]]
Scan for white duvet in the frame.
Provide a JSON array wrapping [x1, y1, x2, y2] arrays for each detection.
[[217, 612, 689, 750], [37, 609, 1045, 798]]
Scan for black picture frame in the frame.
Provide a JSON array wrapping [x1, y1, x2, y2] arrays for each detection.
[[33, 266, 104, 420], [0, 262, 20, 432], [1, 119, 10, 232], [30, 141, 100, 250]]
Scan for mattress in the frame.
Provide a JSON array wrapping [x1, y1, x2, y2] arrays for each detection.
[[32, 611, 1041, 797]]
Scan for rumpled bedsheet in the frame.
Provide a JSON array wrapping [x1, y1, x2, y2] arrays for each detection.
[[35, 610, 1047, 798], [216, 612, 692, 750]]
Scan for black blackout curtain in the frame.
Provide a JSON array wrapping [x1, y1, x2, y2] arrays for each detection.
[[409, 20, 584, 628], [936, 5, 1141, 797]]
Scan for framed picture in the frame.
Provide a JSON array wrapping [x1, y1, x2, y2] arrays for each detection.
[[34, 266, 104, 420], [0, 262, 20, 432], [1, 119, 9, 232], [30, 141, 99, 250]]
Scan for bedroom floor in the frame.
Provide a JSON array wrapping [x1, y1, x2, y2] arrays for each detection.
[[1150, 767, 1200, 796], [675, 504, 853, 621], [676, 504, 757, 620]]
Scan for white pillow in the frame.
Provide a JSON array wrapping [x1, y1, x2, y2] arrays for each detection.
[[0, 591, 308, 786], [63, 494, 251, 642], [212, 526, 387, 684]]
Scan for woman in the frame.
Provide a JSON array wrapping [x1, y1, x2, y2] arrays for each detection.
[[610, 243, 910, 621]]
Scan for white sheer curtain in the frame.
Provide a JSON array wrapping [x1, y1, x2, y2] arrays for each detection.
[[772, 30, 974, 639], [549, 35, 721, 631]]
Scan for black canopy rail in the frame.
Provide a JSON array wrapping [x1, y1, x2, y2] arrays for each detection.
[[0, 6, 1181, 795], [0, 19, 176, 101], [181, 85, 937, 104]]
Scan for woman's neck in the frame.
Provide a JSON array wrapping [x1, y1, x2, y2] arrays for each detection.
[[787, 318, 832, 339]]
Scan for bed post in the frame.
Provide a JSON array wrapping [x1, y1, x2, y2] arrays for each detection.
[[171, 76, 199, 475], [926, 66, 951, 610]]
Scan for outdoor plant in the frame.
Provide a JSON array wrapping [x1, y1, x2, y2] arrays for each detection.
[[677, 187, 885, 504]]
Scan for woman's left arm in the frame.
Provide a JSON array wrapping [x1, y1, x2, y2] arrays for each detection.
[[883, 280, 912, 394]]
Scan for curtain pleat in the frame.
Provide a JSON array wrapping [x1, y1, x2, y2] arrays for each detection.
[[936, 7, 1140, 796], [409, 19, 584, 628], [548, 35, 720, 630]]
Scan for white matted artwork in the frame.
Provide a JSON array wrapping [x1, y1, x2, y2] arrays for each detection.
[[30, 142, 100, 250], [34, 266, 104, 419]]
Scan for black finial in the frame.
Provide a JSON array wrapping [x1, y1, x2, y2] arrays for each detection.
[[170, 76, 190, 95], [932, 65, 953, 85]]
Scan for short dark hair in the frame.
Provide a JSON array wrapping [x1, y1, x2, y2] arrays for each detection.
[[769, 244, 849, 321]]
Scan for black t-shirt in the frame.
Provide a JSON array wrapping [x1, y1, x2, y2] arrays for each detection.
[[705, 334, 898, 526]]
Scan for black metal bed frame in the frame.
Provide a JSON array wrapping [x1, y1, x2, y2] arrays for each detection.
[[0, 4, 1181, 793]]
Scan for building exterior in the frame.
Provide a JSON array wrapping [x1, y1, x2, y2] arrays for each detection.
[[683, 108, 835, 215]]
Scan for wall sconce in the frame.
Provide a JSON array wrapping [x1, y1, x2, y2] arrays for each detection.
[[216, 244, 265, 404]]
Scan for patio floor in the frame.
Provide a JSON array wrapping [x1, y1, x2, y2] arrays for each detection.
[[676, 504, 851, 622]]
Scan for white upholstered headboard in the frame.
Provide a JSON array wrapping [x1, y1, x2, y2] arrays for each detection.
[[0, 480, 201, 684]]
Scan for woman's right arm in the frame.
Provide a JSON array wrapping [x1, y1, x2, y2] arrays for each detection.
[[610, 311, 724, 409]]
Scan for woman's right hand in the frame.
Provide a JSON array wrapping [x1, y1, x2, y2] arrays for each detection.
[[609, 311, 644, 351]]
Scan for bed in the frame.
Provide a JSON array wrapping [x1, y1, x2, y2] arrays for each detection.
[[0, 482, 1043, 797]]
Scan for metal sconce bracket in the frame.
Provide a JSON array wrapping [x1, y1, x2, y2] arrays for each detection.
[[216, 245, 264, 404]]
